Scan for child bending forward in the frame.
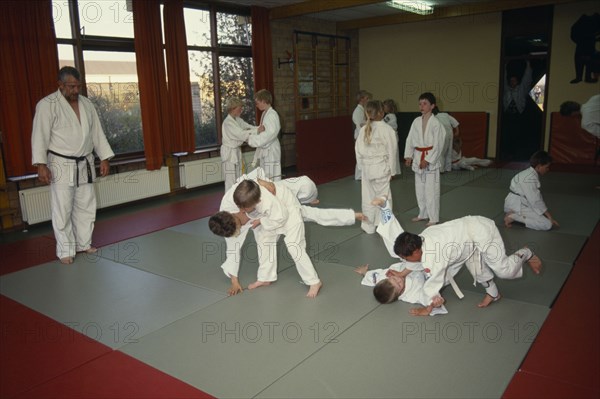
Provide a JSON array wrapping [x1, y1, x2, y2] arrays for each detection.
[[233, 179, 322, 298]]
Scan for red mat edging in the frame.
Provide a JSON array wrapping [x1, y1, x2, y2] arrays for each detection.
[[0, 295, 112, 398], [13, 351, 214, 399], [0, 192, 222, 276], [503, 370, 598, 398], [503, 222, 600, 396]]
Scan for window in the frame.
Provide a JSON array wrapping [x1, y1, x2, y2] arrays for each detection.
[[52, 1, 254, 154], [84, 51, 142, 154], [182, 5, 254, 148], [52, 0, 142, 156]]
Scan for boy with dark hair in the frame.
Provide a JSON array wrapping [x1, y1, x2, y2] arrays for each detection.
[[392, 216, 542, 316], [504, 150, 559, 230]]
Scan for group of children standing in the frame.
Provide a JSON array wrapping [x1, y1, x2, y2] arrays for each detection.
[[354, 91, 454, 230], [209, 88, 555, 315]]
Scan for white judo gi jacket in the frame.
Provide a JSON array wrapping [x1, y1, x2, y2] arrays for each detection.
[[503, 167, 552, 230], [248, 107, 281, 180], [415, 216, 526, 307], [221, 114, 256, 191], [32, 90, 114, 172], [404, 114, 444, 173], [435, 112, 459, 172]]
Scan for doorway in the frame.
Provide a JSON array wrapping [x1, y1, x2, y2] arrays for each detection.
[[498, 6, 553, 162]]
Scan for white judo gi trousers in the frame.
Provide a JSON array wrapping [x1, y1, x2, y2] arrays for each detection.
[[221, 206, 353, 280], [415, 168, 440, 223], [504, 193, 552, 231], [222, 158, 242, 193], [48, 152, 97, 259]]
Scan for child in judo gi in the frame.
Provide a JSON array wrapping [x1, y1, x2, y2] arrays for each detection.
[[248, 89, 281, 181], [353, 90, 372, 180], [209, 169, 363, 296], [434, 108, 460, 173], [451, 137, 492, 171], [221, 97, 260, 192], [355, 100, 399, 234], [233, 179, 322, 297], [504, 150, 559, 231], [394, 216, 543, 316], [404, 92, 445, 226], [383, 98, 401, 174]]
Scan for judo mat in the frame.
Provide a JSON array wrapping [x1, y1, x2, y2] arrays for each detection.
[[1, 165, 598, 398]]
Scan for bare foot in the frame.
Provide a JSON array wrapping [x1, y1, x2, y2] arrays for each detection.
[[425, 221, 437, 227], [248, 281, 271, 290], [370, 197, 386, 207], [477, 293, 502, 308], [60, 256, 74, 265], [504, 213, 514, 228], [355, 212, 367, 221], [309, 199, 320, 205], [527, 255, 542, 275], [411, 217, 427, 222], [85, 246, 98, 254], [306, 281, 322, 298]]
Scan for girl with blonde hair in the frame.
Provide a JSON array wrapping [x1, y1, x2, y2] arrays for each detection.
[[355, 100, 399, 234]]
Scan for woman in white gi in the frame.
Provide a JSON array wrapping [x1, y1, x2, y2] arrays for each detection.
[[404, 92, 444, 226], [352, 90, 372, 180], [383, 98, 402, 174], [221, 97, 259, 192], [31, 66, 114, 264], [248, 89, 281, 181], [355, 100, 398, 234], [504, 150, 559, 231], [396, 215, 543, 316], [434, 108, 460, 173]]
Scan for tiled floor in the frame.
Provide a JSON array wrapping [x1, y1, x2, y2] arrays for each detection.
[[1, 165, 598, 398]]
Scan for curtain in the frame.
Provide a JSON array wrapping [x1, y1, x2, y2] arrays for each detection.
[[251, 6, 274, 124], [0, 0, 58, 177], [132, 0, 169, 170], [163, 0, 195, 153]]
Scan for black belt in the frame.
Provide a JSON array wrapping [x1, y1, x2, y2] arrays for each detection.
[[48, 150, 93, 187], [509, 189, 521, 197]]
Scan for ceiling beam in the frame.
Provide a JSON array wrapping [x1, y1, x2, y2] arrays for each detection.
[[270, 0, 387, 20], [337, 0, 578, 30]]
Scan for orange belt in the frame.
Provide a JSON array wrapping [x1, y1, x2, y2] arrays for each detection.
[[415, 146, 433, 163]]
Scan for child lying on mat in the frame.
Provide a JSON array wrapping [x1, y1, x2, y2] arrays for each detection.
[[451, 137, 492, 171], [355, 197, 540, 316]]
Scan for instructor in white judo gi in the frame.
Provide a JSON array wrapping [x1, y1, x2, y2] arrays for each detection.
[[31, 66, 114, 264]]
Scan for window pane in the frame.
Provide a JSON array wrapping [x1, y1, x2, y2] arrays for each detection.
[[52, 0, 72, 39], [219, 56, 255, 124], [78, 0, 133, 38], [83, 51, 143, 154], [184, 8, 211, 47], [529, 75, 546, 111], [57, 44, 75, 68], [188, 51, 216, 147], [217, 13, 251, 46]]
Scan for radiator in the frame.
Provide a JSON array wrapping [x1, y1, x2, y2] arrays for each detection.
[[180, 151, 255, 189], [19, 167, 170, 225]]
